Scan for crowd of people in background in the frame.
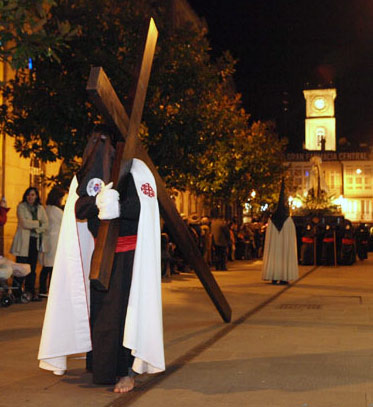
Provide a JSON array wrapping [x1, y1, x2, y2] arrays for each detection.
[[2, 184, 373, 303], [160, 213, 268, 277], [161, 213, 372, 279]]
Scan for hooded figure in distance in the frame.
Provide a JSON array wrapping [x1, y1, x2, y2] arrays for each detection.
[[262, 180, 298, 285]]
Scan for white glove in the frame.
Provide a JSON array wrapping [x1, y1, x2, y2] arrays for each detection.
[[96, 182, 119, 207], [96, 182, 120, 220]]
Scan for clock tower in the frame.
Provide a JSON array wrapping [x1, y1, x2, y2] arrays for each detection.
[[303, 88, 337, 151]]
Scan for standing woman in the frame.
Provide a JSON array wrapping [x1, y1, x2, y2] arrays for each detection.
[[10, 187, 48, 301], [39, 187, 65, 297]]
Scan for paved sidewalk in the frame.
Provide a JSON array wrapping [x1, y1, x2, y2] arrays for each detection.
[[1, 256, 373, 407]]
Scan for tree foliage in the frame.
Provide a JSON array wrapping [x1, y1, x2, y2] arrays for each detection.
[[0, 0, 286, 204], [0, 0, 77, 69]]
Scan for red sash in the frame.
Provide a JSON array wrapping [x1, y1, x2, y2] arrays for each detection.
[[302, 237, 314, 244], [94, 235, 137, 253], [323, 238, 334, 243], [115, 235, 137, 252], [342, 238, 354, 245]]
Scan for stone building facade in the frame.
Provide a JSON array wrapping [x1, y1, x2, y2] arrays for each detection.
[[287, 88, 373, 222]]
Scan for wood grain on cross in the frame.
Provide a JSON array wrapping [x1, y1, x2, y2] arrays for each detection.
[[86, 18, 232, 323]]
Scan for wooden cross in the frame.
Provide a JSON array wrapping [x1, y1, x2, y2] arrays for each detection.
[[86, 18, 232, 323]]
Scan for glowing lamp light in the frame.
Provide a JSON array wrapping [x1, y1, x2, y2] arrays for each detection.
[[334, 195, 343, 205], [294, 199, 302, 208], [250, 190, 256, 198], [289, 196, 302, 209], [356, 168, 362, 174], [334, 195, 347, 212], [28, 58, 33, 70]]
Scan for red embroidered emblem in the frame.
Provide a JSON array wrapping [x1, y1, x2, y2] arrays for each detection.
[[141, 183, 155, 198]]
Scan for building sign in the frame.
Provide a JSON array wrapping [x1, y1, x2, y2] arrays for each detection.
[[286, 151, 370, 162]]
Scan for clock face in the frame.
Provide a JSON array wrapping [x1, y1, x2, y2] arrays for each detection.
[[313, 97, 326, 110]]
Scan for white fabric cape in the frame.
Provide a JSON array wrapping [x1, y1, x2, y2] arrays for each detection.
[[38, 158, 165, 375], [262, 217, 299, 282]]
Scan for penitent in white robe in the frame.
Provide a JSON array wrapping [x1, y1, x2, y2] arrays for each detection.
[[262, 217, 298, 282], [38, 159, 165, 375]]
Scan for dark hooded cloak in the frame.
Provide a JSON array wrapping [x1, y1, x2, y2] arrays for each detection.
[[271, 179, 290, 232]]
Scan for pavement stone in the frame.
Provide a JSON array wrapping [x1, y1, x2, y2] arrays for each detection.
[[1, 256, 373, 407]]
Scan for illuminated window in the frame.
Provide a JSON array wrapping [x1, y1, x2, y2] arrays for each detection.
[[365, 169, 371, 189], [328, 171, 340, 190], [316, 127, 326, 147], [344, 165, 373, 193], [288, 165, 314, 195], [360, 200, 371, 219], [30, 156, 43, 188]]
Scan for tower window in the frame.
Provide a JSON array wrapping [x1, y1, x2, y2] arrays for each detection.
[[316, 127, 326, 147]]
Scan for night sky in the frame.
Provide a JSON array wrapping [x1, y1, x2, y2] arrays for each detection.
[[188, 0, 373, 151]]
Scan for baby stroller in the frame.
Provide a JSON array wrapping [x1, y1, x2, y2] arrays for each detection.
[[0, 257, 31, 307]]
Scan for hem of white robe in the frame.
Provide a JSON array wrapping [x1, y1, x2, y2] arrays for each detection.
[[39, 357, 67, 374], [132, 356, 165, 374], [262, 270, 298, 281]]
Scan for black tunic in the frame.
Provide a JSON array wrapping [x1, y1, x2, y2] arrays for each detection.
[[300, 225, 315, 265], [75, 138, 140, 384], [339, 227, 356, 265], [321, 226, 335, 266], [356, 225, 369, 260]]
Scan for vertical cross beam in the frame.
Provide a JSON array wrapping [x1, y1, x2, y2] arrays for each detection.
[[86, 19, 232, 323]]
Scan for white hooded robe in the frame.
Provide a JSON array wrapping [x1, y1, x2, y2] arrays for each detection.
[[38, 158, 165, 375], [262, 217, 298, 282]]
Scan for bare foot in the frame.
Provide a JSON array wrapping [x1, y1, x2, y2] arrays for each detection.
[[114, 376, 135, 393]]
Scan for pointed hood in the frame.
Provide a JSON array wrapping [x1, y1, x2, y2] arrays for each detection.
[[76, 135, 115, 196], [271, 178, 290, 232]]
